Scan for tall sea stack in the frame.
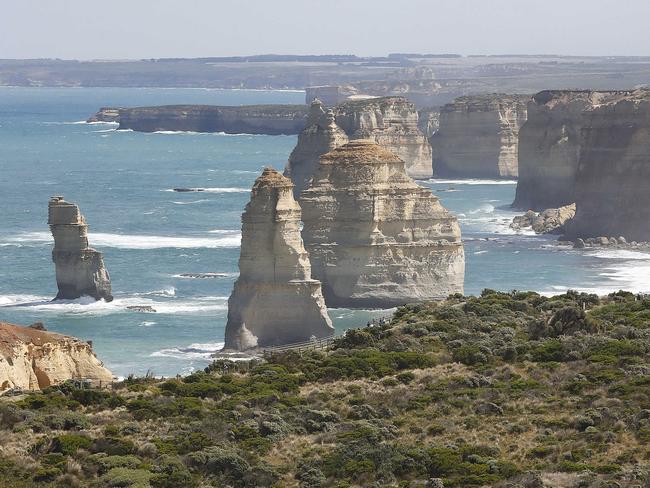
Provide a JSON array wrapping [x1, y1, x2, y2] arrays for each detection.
[[48, 197, 112, 302], [224, 168, 334, 350], [284, 99, 348, 198], [300, 140, 464, 308]]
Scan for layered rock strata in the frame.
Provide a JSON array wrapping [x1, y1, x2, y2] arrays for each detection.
[[300, 140, 464, 308], [513, 90, 626, 210], [0, 321, 113, 391], [431, 94, 529, 178], [334, 97, 434, 179], [48, 196, 112, 302], [284, 100, 348, 197], [564, 90, 650, 241], [224, 168, 334, 350]]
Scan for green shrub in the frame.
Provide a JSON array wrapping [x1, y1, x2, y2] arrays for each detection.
[[50, 433, 92, 455], [100, 467, 154, 488]]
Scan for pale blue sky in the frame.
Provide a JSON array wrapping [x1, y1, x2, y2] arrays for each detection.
[[1, 0, 649, 59]]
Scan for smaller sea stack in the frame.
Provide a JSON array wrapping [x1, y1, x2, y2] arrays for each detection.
[[224, 168, 334, 351], [48, 196, 113, 302]]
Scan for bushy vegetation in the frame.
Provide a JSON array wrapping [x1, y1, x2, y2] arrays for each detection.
[[0, 290, 648, 487]]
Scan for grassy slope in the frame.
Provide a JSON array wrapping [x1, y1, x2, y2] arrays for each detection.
[[0, 289, 648, 488]]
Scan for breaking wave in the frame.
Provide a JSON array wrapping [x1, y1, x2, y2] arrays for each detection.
[[425, 178, 518, 185], [163, 187, 249, 193], [150, 342, 225, 360]]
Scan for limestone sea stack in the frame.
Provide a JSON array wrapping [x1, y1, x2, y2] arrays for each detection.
[[334, 97, 434, 179], [224, 168, 334, 350], [513, 90, 624, 210], [48, 196, 112, 302], [431, 94, 529, 178], [0, 321, 113, 391], [565, 90, 650, 241], [284, 100, 348, 197], [300, 140, 464, 308]]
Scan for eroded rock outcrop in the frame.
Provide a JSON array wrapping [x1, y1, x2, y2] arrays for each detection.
[[284, 100, 348, 197], [224, 168, 334, 350], [48, 196, 112, 302], [431, 94, 529, 178], [513, 90, 625, 210], [334, 97, 434, 179], [300, 140, 464, 308], [565, 90, 650, 241], [0, 321, 113, 391], [510, 204, 576, 234]]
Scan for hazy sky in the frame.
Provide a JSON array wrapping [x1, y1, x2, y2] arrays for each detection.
[[2, 0, 649, 59]]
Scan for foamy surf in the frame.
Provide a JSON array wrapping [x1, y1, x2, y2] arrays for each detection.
[[150, 342, 225, 360], [425, 178, 518, 185], [164, 187, 249, 193]]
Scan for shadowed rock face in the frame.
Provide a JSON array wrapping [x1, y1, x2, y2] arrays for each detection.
[[334, 97, 433, 179], [284, 100, 348, 198], [224, 168, 334, 350], [431, 94, 529, 178], [300, 140, 464, 308], [564, 90, 650, 241], [513, 90, 626, 210], [48, 197, 112, 302], [0, 321, 113, 391]]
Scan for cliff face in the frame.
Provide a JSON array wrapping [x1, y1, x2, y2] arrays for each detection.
[[431, 95, 529, 178], [224, 168, 334, 350], [284, 100, 349, 198], [0, 322, 113, 391], [565, 90, 650, 241], [513, 90, 625, 210], [417, 108, 440, 139], [300, 140, 464, 308], [89, 105, 308, 135], [48, 196, 112, 302], [334, 97, 434, 179]]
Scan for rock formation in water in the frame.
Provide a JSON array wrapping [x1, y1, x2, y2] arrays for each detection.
[[284, 100, 349, 197], [0, 321, 113, 391], [88, 105, 308, 135], [431, 94, 529, 178], [224, 168, 334, 350], [334, 97, 434, 179], [48, 196, 113, 302], [510, 204, 576, 234], [300, 140, 464, 308], [513, 90, 626, 210], [564, 90, 650, 241]]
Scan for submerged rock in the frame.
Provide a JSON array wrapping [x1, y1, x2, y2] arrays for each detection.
[[224, 168, 334, 350], [0, 321, 113, 391], [48, 196, 112, 302], [300, 140, 464, 308]]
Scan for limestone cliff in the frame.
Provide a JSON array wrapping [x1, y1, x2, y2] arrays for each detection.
[[513, 90, 625, 210], [431, 94, 529, 178], [417, 108, 440, 139], [48, 196, 112, 302], [284, 100, 348, 198], [334, 97, 434, 179], [224, 168, 334, 350], [0, 322, 113, 391], [300, 140, 464, 308], [565, 90, 650, 241]]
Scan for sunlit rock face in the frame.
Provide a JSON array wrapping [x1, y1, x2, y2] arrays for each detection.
[[284, 100, 348, 198], [48, 197, 112, 302], [334, 97, 434, 179], [0, 321, 113, 392], [564, 90, 650, 241], [431, 94, 529, 178], [224, 168, 334, 351], [300, 140, 464, 308]]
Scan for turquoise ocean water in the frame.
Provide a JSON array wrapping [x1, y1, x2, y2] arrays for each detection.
[[1, 87, 649, 377]]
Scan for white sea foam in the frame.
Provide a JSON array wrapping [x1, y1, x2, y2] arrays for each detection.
[[173, 272, 238, 279], [150, 342, 225, 360], [469, 203, 495, 215], [92, 128, 117, 133], [3, 231, 241, 249], [139, 321, 157, 327], [0, 294, 51, 307], [425, 178, 518, 185], [473, 250, 488, 255], [163, 187, 249, 193], [171, 199, 212, 205]]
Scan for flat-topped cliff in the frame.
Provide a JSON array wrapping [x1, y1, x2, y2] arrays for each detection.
[[300, 140, 464, 308], [48, 196, 112, 302], [431, 94, 529, 178], [513, 90, 626, 210], [565, 90, 650, 241], [89, 105, 308, 135], [0, 322, 113, 391], [224, 168, 334, 350], [334, 97, 433, 179]]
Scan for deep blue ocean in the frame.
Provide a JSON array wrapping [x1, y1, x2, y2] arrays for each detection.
[[1, 87, 649, 377]]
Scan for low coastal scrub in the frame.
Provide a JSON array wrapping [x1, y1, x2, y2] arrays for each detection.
[[0, 290, 648, 487]]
